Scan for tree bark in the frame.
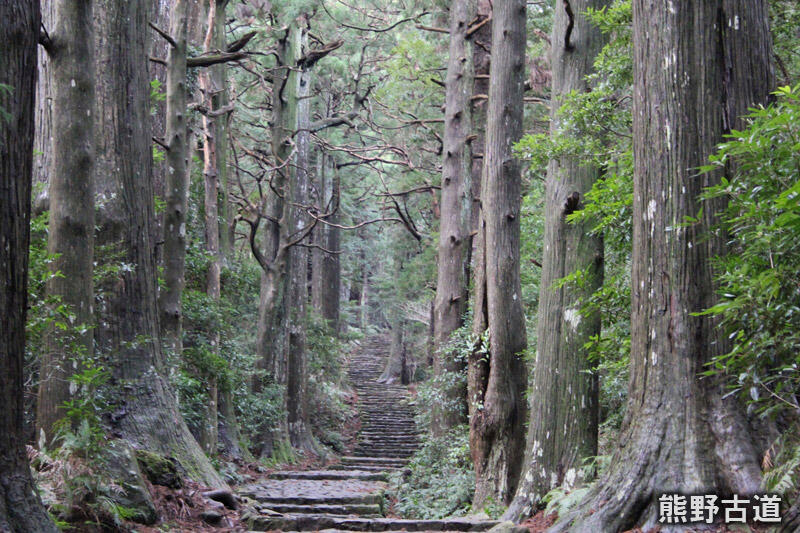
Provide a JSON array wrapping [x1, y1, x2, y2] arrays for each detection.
[[36, 0, 97, 445], [93, 0, 223, 488], [0, 3, 59, 531], [196, 0, 223, 456], [32, 0, 54, 215], [253, 22, 301, 457], [431, 0, 475, 436], [286, 32, 318, 453], [468, 0, 528, 508], [504, 0, 608, 521], [550, 1, 773, 531], [312, 152, 341, 332], [160, 0, 189, 355], [213, 0, 234, 260]]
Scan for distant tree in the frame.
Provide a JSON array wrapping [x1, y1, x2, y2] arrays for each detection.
[[0, 1, 58, 530], [468, 0, 528, 508]]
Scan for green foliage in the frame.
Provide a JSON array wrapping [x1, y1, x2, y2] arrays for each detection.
[[763, 429, 800, 496], [305, 312, 351, 452], [771, 1, 800, 85], [415, 318, 470, 431], [700, 85, 800, 417], [389, 426, 474, 519], [52, 361, 110, 459]]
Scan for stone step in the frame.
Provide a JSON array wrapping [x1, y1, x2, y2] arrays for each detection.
[[355, 444, 419, 451], [248, 493, 383, 506], [356, 438, 419, 443], [238, 479, 386, 507], [245, 514, 501, 532], [328, 464, 400, 472], [269, 470, 389, 482], [340, 456, 408, 466], [353, 451, 415, 458], [256, 503, 382, 516]]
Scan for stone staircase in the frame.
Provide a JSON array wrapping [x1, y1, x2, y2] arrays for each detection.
[[240, 336, 499, 532]]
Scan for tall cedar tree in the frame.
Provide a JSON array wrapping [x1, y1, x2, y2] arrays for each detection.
[[551, 1, 774, 530], [286, 29, 318, 452], [504, 0, 609, 520], [92, 0, 224, 488], [431, 0, 475, 435], [36, 0, 96, 443], [468, 0, 528, 508], [160, 0, 189, 355], [0, 1, 58, 530]]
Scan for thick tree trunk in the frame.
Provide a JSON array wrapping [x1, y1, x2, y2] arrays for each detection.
[[286, 39, 318, 453], [93, 0, 223, 488], [431, 0, 475, 436], [504, 0, 608, 521], [36, 0, 97, 445], [550, 2, 773, 531], [0, 4, 59, 531], [160, 0, 189, 355], [468, 0, 527, 509]]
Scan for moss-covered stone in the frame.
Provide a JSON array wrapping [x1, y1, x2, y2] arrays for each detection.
[[103, 440, 159, 525], [135, 449, 183, 489]]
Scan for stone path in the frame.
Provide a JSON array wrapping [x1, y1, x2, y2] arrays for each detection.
[[240, 337, 500, 532]]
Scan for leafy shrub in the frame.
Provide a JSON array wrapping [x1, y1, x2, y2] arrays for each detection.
[[389, 426, 474, 519], [701, 85, 800, 419]]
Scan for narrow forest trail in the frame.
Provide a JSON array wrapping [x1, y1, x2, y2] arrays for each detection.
[[239, 336, 500, 532]]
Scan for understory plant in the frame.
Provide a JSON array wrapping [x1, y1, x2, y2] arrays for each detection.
[[388, 425, 474, 519]]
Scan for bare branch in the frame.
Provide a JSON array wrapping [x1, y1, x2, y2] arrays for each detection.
[[149, 21, 177, 48], [298, 40, 344, 68], [187, 51, 248, 68], [226, 31, 257, 53], [416, 24, 449, 34]]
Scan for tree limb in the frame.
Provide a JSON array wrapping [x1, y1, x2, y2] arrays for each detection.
[[297, 40, 344, 69], [226, 31, 257, 53], [38, 23, 53, 51], [416, 24, 449, 34], [148, 21, 177, 48], [187, 51, 248, 68]]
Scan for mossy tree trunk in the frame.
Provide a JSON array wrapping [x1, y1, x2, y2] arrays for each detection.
[[0, 2, 59, 530], [503, 0, 609, 521]]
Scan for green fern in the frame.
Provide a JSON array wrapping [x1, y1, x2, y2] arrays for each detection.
[[764, 441, 800, 494]]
